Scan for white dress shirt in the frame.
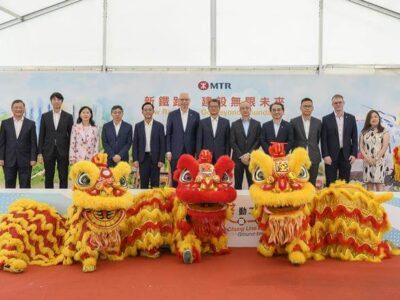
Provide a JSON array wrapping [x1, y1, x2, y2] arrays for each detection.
[[273, 121, 281, 137], [335, 112, 344, 148], [180, 109, 188, 132], [302, 117, 310, 140], [211, 116, 219, 137], [114, 121, 122, 136], [53, 111, 61, 130], [144, 120, 153, 152], [13, 117, 24, 139]]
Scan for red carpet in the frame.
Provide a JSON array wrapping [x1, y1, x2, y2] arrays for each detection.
[[1, 248, 399, 300]]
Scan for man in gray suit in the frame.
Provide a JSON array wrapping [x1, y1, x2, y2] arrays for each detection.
[[290, 98, 322, 186], [230, 101, 261, 189]]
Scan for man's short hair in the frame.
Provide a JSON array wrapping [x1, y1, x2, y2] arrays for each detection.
[[142, 102, 154, 110], [301, 98, 313, 105], [208, 98, 220, 107], [331, 94, 344, 101], [111, 105, 123, 112], [50, 92, 64, 102], [11, 99, 25, 108], [269, 102, 285, 112]]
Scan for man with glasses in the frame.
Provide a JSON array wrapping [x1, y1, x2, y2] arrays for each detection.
[[321, 94, 358, 186], [196, 98, 230, 163], [260, 102, 294, 155], [290, 98, 322, 186], [166, 92, 200, 187]]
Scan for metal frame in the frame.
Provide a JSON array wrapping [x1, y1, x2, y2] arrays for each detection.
[[0, 0, 399, 73]]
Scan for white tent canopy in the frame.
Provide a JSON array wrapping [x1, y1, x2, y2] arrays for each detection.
[[0, 0, 399, 73]]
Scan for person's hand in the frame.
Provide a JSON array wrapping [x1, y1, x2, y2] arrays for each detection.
[[30, 161, 37, 166], [240, 155, 249, 165], [37, 154, 43, 164], [113, 155, 122, 163], [133, 161, 139, 168], [323, 156, 332, 165], [349, 155, 356, 164], [0, 160, 4, 166], [158, 162, 164, 168], [166, 152, 172, 162]]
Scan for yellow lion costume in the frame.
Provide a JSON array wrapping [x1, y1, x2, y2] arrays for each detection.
[[249, 143, 399, 264], [394, 146, 400, 182]]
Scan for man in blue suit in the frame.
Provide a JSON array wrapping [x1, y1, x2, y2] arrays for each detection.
[[0, 100, 38, 188], [102, 105, 133, 167], [196, 98, 230, 163], [321, 94, 358, 186], [260, 102, 294, 155], [133, 102, 165, 189], [166, 92, 200, 187]]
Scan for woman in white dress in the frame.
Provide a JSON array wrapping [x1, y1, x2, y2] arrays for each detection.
[[359, 110, 389, 191]]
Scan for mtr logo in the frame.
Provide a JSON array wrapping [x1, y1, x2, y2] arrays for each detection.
[[198, 81, 232, 91]]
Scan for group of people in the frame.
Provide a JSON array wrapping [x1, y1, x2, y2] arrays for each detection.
[[0, 92, 390, 191]]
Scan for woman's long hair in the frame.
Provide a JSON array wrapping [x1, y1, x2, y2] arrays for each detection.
[[361, 110, 384, 134], [77, 106, 95, 126]]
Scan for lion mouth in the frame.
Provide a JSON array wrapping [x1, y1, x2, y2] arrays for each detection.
[[83, 209, 126, 229], [187, 203, 227, 212], [263, 205, 304, 215]]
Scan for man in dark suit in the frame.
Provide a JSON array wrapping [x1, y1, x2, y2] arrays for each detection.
[[260, 102, 294, 155], [321, 94, 358, 187], [196, 99, 230, 163], [38, 92, 73, 189], [133, 102, 165, 189], [166, 92, 200, 187], [0, 100, 37, 188], [290, 98, 322, 186], [230, 101, 261, 189], [102, 105, 133, 167]]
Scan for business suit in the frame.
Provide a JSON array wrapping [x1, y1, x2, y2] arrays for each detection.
[[230, 118, 261, 189], [0, 117, 37, 188], [196, 116, 230, 163], [38, 110, 73, 188], [102, 120, 133, 167], [321, 112, 358, 186], [166, 108, 200, 187], [290, 116, 322, 185], [260, 120, 294, 155], [133, 120, 165, 189]]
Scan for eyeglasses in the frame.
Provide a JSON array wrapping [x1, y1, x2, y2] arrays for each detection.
[[302, 105, 313, 108], [333, 101, 343, 105]]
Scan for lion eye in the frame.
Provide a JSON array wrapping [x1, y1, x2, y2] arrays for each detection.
[[221, 172, 231, 183], [298, 166, 308, 179], [119, 176, 128, 187], [77, 173, 91, 187], [180, 170, 193, 183], [254, 167, 265, 182]]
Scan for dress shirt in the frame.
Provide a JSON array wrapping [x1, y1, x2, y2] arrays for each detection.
[[241, 118, 250, 136], [180, 109, 188, 132], [53, 111, 61, 130], [273, 121, 281, 137], [113, 121, 121, 136], [13, 117, 24, 139], [211, 116, 219, 137], [144, 119, 153, 152], [335, 112, 344, 148]]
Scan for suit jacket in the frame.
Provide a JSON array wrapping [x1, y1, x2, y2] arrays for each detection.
[[230, 118, 261, 160], [166, 108, 200, 159], [321, 112, 358, 161], [38, 110, 73, 158], [290, 116, 322, 164], [0, 117, 37, 167], [102, 120, 133, 165], [133, 120, 165, 164], [196, 117, 230, 160], [260, 120, 294, 155]]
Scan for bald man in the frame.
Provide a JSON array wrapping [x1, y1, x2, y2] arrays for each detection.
[[166, 92, 200, 187]]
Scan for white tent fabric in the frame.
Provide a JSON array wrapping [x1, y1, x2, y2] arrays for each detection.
[[0, 0, 398, 70]]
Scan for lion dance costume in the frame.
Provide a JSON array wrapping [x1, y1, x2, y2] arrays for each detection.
[[394, 145, 400, 182], [249, 143, 399, 264]]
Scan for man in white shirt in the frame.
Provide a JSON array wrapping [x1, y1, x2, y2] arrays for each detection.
[[321, 94, 358, 186], [0, 100, 37, 188], [133, 102, 165, 189], [290, 98, 322, 186], [166, 92, 200, 187], [38, 92, 73, 188], [196, 99, 230, 163]]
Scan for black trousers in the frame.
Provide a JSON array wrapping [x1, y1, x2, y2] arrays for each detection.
[[234, 160, 253, 190], [308, 163, 319, 186], [324, 149, 351, 187], [44, 147, 69, 189], [139, 153, 160, 189], [3, 165, 32, 188]]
